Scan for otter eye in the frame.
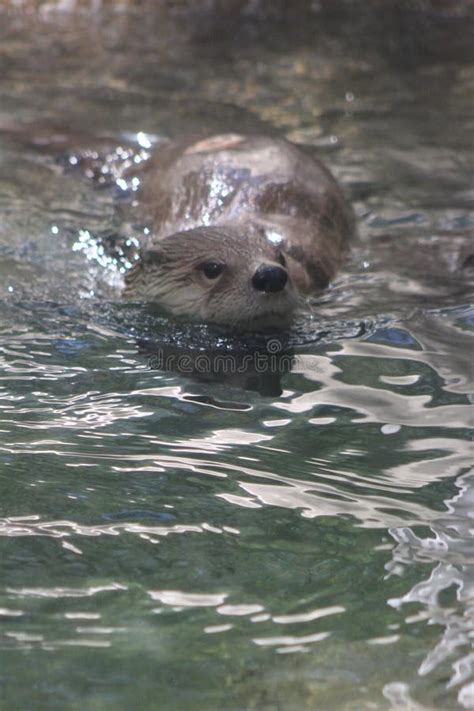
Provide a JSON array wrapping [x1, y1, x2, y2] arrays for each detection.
[[278, 252, 287, 267], [200, 261, 224, 279]]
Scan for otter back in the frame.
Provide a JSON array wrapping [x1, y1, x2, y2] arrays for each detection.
[[135, 133, 354, 293]]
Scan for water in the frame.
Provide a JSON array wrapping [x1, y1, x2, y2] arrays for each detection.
[[0, 3, 473, 709]]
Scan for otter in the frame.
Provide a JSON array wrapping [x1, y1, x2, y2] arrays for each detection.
[[124, 133, 354, 329]]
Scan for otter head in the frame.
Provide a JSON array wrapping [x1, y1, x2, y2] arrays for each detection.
[[123, 224, 298, 330]]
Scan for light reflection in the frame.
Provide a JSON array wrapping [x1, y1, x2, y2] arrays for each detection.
[[135, 132, 153, 150], [367, 635, 400, 645], [272, 605, 345, 625], [148, 591, 227, 607], [217, 604, 264, 616], [7, 583, 127, 598], [254, 631, 330, 647], [75, 626, 126, 634], [204, 624, 233, 634], [1, 434, 470, 531], [276, 645, 309, 655], [275, 351, 471, 426], [0, 518, 220, 540], [5, 632, 43, 642], [386, 468, 474, 706], [42, 639, 111, 649]]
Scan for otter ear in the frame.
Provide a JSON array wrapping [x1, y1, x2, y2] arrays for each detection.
[[141, 245, 164, 266]]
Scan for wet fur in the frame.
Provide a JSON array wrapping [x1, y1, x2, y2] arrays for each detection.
[[124, 133, 354, 329]]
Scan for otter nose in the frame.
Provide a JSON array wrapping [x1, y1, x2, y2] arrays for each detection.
[[252, 264, 288, 293]]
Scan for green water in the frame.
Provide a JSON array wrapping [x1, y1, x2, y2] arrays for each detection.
[[0, 4, 473, 709]]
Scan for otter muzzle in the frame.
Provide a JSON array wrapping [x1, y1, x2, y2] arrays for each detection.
[[252, 265, 288, 293]]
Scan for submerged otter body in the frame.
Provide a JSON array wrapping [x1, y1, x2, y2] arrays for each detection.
[[124, 133, 354, 329]]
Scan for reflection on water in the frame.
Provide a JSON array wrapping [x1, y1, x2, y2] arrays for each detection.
[[0, 2, 473, 710], [387, 468, 474, 709]]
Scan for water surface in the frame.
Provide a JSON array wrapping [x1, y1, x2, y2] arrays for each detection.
[[0, 4, 473, 709]]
